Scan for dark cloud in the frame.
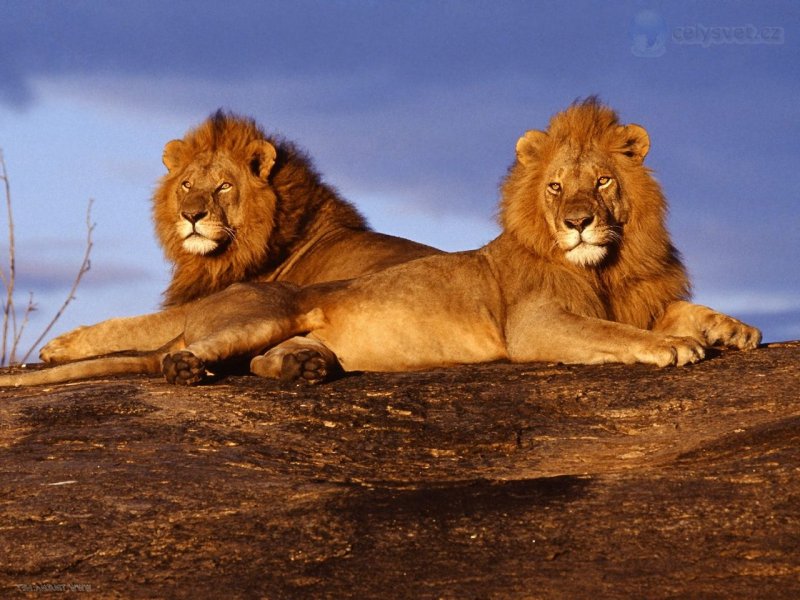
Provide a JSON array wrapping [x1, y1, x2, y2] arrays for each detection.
[[2, 1, 796, 109], [1, 1, 571, 107]]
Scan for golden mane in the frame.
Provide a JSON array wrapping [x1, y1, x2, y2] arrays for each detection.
[[499, 98, 690, 329], [153, 111, 367, 307]]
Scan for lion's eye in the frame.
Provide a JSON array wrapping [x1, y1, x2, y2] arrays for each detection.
[[218, 182, 232, 192], [547, 182, 562, 194], [181, 180, 192, 191], [597, 176, 612, 189]]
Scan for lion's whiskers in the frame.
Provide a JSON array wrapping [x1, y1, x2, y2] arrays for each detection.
[[223, 226, 237, 243]]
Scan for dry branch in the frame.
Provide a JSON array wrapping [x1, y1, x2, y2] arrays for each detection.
[[19, 200, 94, 363], [0, 149, 15, 365], [0, 149, 94, 365]]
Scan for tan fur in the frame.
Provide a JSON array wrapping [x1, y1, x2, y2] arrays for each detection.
[[500, 98, 689, 330], [1, 283, 321, 387], [4, 100, 761, 388], [260, 98, 760, 375], [38, 111, 439, 367]]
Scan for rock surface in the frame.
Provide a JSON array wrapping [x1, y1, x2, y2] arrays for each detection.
[[1, 342, 799, 599]]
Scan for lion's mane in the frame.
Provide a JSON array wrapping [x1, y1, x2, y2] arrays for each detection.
[[153, 111, 367, 307], [498, 97, 690, 329]]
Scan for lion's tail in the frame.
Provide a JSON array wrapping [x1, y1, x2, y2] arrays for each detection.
[[0, 352, 165, 387]]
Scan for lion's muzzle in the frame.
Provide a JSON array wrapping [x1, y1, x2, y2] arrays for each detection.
[[557, 196, 613, 267], [562, 210, 595, 233], [181, 208, 208, 225]]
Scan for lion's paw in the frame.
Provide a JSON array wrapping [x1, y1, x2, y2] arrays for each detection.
[[638, 336, 706, 367], [39, 327, 90, 363], [700, 313, 762, 350], [279, 349, 331, 385], [162, 350, 206, 386]]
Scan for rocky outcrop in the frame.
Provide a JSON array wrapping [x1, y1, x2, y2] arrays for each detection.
[[1, 342, 798, 598]]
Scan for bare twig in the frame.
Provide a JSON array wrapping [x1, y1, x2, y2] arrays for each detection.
[[0, 151, 94, 366], [11, 292, 36, 363], [20, 199, 94, 364], [0, 150, 15, 366]]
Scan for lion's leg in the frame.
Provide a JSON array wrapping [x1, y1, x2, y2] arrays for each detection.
[[653, 300, 761, 350], [2, 336, 185, 387], [250, 336, 341, 384], [506, 304, 706, 367], [0, 353, 167, 387], [40, 306, 187, 363], [162, 305, 327, 386]]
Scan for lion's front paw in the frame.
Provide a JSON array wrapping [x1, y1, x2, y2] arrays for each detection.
[[700, 313, 762, 350], [637, 335, 706, 367], [279, 349, 332, 385], [162, 350, 206, 385], [40, 327, 91, 363]]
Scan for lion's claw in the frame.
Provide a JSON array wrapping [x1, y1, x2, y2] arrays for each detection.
[[665, 335, 706, 366], [162, 350, 206, 385], [280, 349, 330, 385], [635, 335, 705, 367], [702, 316, 762, 350]]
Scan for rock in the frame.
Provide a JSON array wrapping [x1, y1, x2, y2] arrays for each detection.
[[1, 342, 799, 598]]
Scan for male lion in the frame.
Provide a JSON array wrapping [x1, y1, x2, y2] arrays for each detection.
[[0, 99, 760, 388], [38, 111, 439, 382]]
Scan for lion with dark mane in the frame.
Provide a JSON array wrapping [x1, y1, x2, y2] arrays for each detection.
[[155, 111, 437, 306], [37, 111, 438, 380], [1, 99, 760, 388]]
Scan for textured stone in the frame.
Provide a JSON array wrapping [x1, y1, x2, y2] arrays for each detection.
[[1, 342, 798, 598]]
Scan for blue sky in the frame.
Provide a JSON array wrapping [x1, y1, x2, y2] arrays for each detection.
[[0, 0, 798, 361]]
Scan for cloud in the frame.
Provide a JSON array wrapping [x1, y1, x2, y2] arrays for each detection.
[[694, 291, 800, 316], [5, 1, 796, 108], [11, 259, 156, 292], [2, 2, 569, 107], [28, 72, 533, 218]]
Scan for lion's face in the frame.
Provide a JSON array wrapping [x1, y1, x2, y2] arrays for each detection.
[[509, 120, 650, 268], [155, 138, 277, 258], [171, 153, 247, 256], [540, 146, 628, 267]]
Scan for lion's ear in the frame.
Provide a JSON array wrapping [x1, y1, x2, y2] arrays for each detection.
[[247, 140, 278, 180], [617, 124, 650, 163], [515, 130, 548, 164], [162, 140, 186, 172]]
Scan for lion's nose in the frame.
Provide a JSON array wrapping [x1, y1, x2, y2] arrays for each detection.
[[563, 214, 594, 232], [181, 210, 208, 224]]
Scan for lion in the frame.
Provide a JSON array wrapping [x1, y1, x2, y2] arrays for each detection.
[[0, 99, 761, 388], [37, 110, 439, 382]]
